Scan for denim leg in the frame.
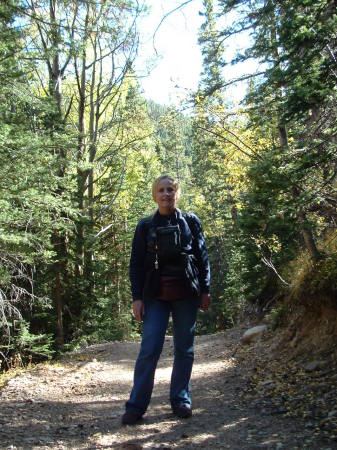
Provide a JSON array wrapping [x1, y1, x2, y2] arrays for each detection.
[[125, 299, 170, 415], [170, 298, 199, 407]]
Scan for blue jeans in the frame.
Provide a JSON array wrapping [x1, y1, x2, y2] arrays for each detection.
[[125, 297, 199, 415]]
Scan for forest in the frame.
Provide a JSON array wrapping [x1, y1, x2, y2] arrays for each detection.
[[0, 0, 336, 369]]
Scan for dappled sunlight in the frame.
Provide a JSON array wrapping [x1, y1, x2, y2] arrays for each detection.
[[182, 432, 216, 443], [150, 353, 236, 383], [153, 365, 173, 382], [223, 416, 248, 429], [1, 332, 321, 450], [193, 358, 236, 377]]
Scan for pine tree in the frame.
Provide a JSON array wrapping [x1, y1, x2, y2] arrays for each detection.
[[191, 0, 243, 327], [0, 0, 75, 361], [191, 0, 336, 318]]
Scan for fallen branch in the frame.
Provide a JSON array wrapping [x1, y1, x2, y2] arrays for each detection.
[[261, 256, 291, 286]]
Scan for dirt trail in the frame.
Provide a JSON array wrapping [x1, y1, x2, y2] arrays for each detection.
[[0, 327, 335, 449]]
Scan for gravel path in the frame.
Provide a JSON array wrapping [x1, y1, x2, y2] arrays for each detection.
[[0, 327, 335, 449]]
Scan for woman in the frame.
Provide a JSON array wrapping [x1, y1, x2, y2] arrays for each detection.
[[122, 175, 211, 425]]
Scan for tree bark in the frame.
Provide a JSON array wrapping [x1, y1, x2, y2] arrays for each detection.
[[298, 209, 321, 263], [75, 7, 89, 280]]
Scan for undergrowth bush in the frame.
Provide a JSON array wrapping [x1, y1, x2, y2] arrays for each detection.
[[0, 319, 54, 372], [260, 230, 337, 331], [264, 303, 289, 330], [292, 255, 337, 303]]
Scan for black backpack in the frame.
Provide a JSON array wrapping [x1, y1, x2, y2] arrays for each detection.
[[141, 212, 200, 298]]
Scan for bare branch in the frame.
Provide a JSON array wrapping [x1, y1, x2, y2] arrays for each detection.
[[97, 155, 127, 224], [152, 0, 193, 55], [64, 95, 74, 122], [194, 123, 261, 160], [261, 257, 291, 286]]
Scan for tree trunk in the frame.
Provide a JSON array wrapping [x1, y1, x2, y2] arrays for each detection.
[[48, 0, 69, 346], [83, 28, 98, 294], [298, 209, 321, 263], [52, 233, 65, 347], [75, 8, 89, 279]]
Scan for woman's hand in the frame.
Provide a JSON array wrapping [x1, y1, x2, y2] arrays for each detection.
[[200, 293, 211, 311], [133, 300, 145, 322]]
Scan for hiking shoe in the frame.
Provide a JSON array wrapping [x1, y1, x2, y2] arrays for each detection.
[[172, 404, 192, 418], [121, 411, 143, 425]]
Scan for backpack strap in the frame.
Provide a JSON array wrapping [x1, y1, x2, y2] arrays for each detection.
[[140, 215, 154, 236], [140, 214, 156, 259], [182, 212, 198, 242], [141, 212, 199, 247]]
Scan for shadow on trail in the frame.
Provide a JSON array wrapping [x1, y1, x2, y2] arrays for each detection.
[[0, 332, 332, 449], [0, 367, 311, 449], [0, 397, 298, 450]]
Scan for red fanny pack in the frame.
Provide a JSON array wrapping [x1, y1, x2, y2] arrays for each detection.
[[157, 276, 187, 301]]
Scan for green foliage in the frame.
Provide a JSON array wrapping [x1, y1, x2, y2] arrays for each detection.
[[264, 304, 288, 330], [12, 320, 54, 361], [1, 0, 336, 362], [221, 248, 250, 320], [148, 102, 193, 190], [0, 319, 54, 369], [189, 0, 337, 329]]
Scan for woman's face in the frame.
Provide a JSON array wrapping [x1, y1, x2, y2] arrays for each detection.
[[154, 178, 178, 213]]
